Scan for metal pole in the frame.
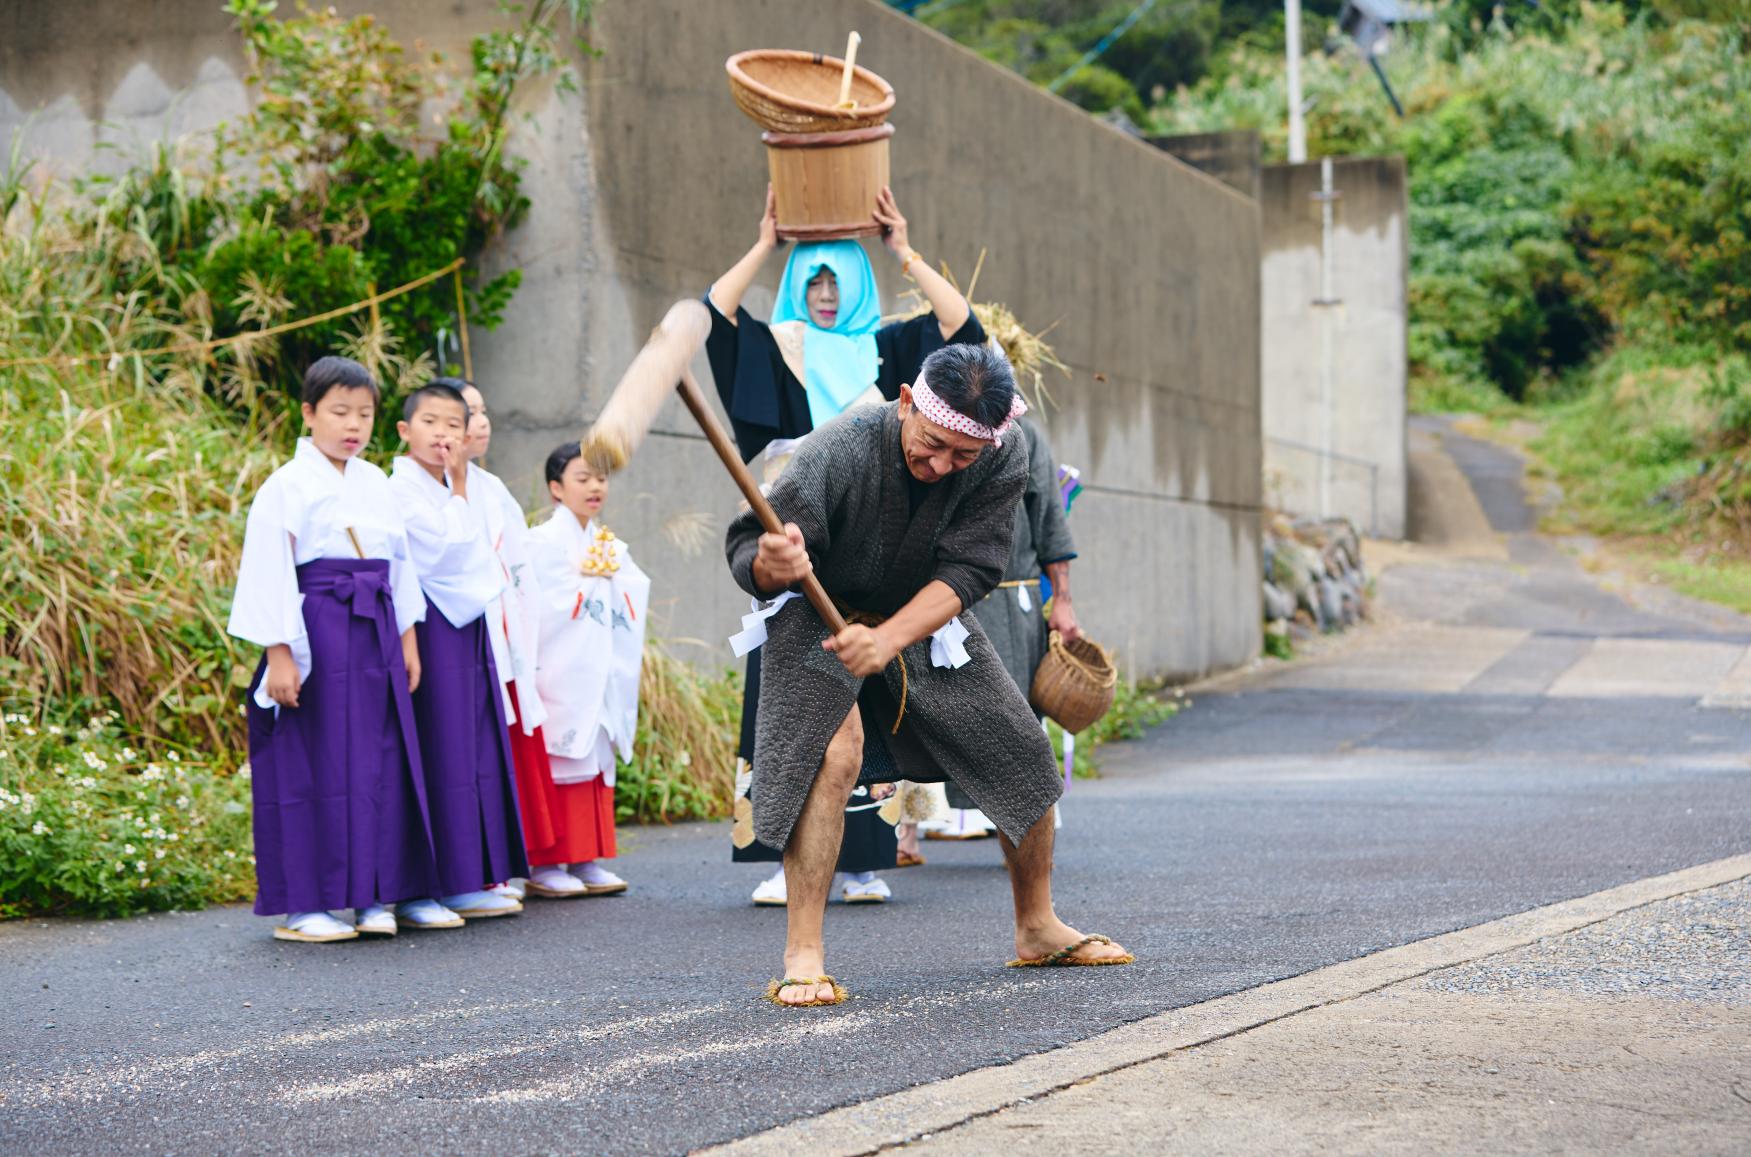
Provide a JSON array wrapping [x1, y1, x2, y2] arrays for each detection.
[[1286, 0, 1307, 163], [1318, 155, 1335, 519]]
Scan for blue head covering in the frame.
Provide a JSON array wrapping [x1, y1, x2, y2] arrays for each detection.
[[770, 241, 882, 427]]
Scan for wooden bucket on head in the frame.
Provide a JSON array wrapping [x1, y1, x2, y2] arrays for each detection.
[[763, 124, 893, 241]]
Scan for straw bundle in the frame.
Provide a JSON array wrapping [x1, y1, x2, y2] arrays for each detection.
[[893, 250, 1069, 411], [580, 300, 712, 474]]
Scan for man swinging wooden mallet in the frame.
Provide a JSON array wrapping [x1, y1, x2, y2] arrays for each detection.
[[584, 308, 1132, 1006]]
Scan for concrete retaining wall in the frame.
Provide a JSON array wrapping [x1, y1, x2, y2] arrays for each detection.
[[2, 0, 1264, 680], [1259, 157, 1407, 538], [1147, 131, 1261, 201]]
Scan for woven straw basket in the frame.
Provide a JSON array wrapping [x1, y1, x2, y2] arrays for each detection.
[[726, 49, 895, 134], [1030, 631, 1118, 735]]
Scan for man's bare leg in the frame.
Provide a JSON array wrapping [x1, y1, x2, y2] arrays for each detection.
[[776, 705, 862, 1004], [1000, 809, 1131, 963]]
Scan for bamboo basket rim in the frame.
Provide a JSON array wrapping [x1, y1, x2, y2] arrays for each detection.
[[1030, 629, 1118, 734], [726, 49, 896, 128], [1046, 630, 1118, 688]]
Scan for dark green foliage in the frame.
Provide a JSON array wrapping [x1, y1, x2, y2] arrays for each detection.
[[917, 0, 1224, 118]]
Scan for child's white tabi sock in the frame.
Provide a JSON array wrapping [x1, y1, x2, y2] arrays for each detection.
[[280, 911, 357, 941], [571, 861, 625, 888], [528, 867, 586, 895], [397, 898, 466, 929], [441, 889, 524, 917]]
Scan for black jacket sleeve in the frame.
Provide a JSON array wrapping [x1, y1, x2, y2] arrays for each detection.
[[874, 310, 988, 401]]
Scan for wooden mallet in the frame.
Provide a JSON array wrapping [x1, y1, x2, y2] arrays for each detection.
[[581, 299, 848, 635]]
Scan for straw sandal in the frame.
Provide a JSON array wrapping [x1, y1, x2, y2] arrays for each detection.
[[765, 976, 849, 1007], [1007, 933, 1134, 968], [272, 925, 358, 944], [895, 851, 927, 868]]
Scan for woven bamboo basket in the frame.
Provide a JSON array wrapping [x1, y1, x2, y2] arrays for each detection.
[[726, 49, 895, 134], [1030, 631, 1118, 735], [763, 123, 892, 240]]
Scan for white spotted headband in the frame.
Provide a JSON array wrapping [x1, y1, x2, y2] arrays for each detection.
[[909, 367, 1028, 448]]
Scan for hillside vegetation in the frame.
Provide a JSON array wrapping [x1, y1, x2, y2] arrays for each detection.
[[1145, 3, 1750, 599]]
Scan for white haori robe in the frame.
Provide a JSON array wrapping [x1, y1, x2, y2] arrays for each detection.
[[529, 512, 650, 787], [468, 463, 546, 733], [387, 457, 504, 629], [229, 438, 426, 710]]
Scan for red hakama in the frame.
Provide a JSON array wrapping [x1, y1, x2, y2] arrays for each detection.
[[508, 684, 618, 866]]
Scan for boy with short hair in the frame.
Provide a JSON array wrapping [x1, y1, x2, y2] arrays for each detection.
[[388, 381, 529, 919], [451, 379, 551, 901], [229, 356, 447, 943]]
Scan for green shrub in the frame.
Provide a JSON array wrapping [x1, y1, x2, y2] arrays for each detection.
[[1049, 678, 1182, 780], [616, 644, 742, 825], [0, 712, 255, 918]]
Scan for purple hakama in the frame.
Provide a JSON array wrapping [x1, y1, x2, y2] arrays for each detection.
[[247, 559, 437, 916], [411, 608, 529, 894]]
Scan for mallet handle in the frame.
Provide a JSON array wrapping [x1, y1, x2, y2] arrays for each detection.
[[676, 368, 849, 636]]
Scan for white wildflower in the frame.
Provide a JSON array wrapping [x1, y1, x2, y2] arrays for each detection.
[[154, 847, 167, 860], [31, 821, 50, 836], [135, 861, 147, 873], [123, 844, 136, 855]]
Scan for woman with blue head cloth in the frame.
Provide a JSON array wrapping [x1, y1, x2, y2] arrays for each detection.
[[706, 185, 985, 908]]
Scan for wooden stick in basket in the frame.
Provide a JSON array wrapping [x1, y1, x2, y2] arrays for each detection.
[[835, 31, 862, 109]]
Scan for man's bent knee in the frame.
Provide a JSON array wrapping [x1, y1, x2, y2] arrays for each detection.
[[817, 707, 863, 796]]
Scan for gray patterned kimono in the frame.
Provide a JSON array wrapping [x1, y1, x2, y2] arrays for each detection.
[[969, 418, 1077, 695], [725, 402, 1063, 850]]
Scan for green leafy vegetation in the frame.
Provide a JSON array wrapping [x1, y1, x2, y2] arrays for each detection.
[[1144, 2, 1750, 600], [0, 712, 255, 918], [1049, 678, 1183, 780], [0, 0, 754, 918], [911, 0, 1346, 123]]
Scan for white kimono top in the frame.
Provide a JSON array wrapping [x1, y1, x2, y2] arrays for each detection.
[[228, 438, 426, 710], [469, 462, 546, 734], [387, 457, 504, 629], [529, 512, 650, 786]]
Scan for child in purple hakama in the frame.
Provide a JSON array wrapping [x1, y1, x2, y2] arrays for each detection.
[[388, 382, 529, 919], [229, 357, 458, 943]]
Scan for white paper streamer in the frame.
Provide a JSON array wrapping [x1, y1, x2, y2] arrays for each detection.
[[729, 594, 973, 671], [728, 591, 801, 657]]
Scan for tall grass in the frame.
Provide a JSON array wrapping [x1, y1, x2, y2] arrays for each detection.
[[619, 642, 741, 825], [1, 168, 279, 760]]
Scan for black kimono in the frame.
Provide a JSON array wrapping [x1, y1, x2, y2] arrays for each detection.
[[706, 295, 987, 869]]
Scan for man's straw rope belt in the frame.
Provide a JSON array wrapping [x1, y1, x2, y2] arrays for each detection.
[[834, 601, 908, 734]]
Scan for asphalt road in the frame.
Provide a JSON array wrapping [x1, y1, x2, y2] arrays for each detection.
[[2, 430, 1748, 1155]]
